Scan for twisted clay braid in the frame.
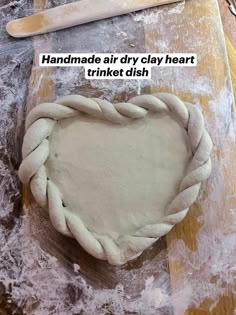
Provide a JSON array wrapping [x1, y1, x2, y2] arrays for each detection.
[[19, 93, 212, 265]]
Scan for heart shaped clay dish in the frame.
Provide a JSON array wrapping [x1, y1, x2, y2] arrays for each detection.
[[19, 93, 212, 265]]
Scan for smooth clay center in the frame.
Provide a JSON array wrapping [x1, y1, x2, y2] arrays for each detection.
[[45, 113, 192, 238]]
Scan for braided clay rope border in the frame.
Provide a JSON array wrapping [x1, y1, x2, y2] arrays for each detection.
[[19, 93, 213, 265]]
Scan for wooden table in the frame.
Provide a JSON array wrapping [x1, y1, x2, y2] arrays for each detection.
[[0, 0, 235, 314], [219, 0, 236, 98]]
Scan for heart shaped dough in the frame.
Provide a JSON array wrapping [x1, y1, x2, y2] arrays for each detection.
[[19, 93, 212, 265]]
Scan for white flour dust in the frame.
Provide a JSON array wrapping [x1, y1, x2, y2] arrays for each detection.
[[168, 85, 236, 313], [0, 216, 189, 314], [0, 0, 235, 314], [0, 214, 170, 314], [0, 79, 234, 314], [208, 85, 235, 144], [133, 10, 162, 25], [133, 1, 185, 24]]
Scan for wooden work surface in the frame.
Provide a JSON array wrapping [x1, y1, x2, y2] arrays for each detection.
[[0, 0, 235, 314], [219, 0, 236, 98]]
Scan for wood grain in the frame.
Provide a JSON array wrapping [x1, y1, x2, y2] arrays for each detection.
[[143, 1, 235, 314], [219, 0, 236, 97], [24, 0, 236, 313], [6, 0, 182, 37], [1, 0, 235, 314]]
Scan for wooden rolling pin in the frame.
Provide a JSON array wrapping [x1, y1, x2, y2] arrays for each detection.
[[6, 0, 182, 38]]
